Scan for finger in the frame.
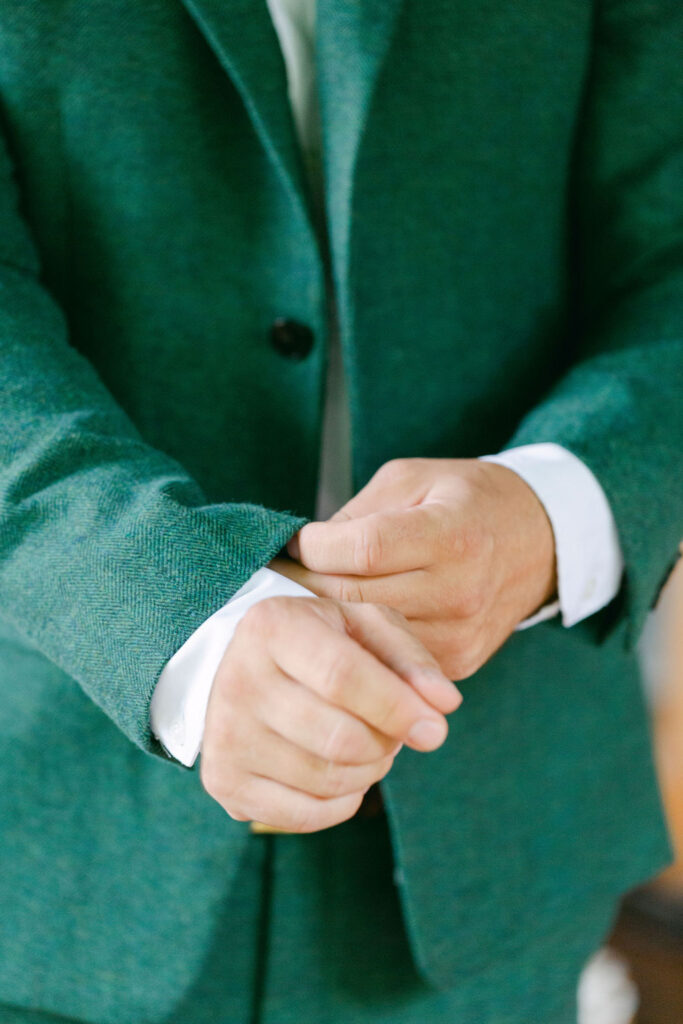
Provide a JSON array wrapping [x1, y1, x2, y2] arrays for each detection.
[[403, 616, 509, 682], [266, 600, 449, 751], [328, 460, 429, 521], [238, 724, 396, 799], [291, 505, 439, 575], [256, 666, 402, 763], [341, 602, 463, 715], [271, 558, 444, 617], [231, 775, 366, 833]]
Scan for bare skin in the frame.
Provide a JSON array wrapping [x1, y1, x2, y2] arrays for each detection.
[[201, 458, 556, 832], [201, 595, 463, 832], [275, 459, 557, 681]]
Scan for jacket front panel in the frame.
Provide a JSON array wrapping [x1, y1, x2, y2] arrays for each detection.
[[0, 1, 676, 1021]]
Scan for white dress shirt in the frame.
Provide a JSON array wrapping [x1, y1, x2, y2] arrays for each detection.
[[150, 0, 624, 767]]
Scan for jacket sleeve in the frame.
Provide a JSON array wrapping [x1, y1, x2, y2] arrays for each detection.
[[0, 119, 309, 760], [504, 0, 683, 647]]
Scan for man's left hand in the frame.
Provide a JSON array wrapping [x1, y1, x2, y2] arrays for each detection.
[[269, 458, 557, 682]]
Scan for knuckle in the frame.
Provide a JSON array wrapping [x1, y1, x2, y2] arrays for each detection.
[[216, 665, 247, 704], [317, 761, 349, 799], [199, 759, 220, 799], [206, 686, 245, 743], [376, 457, 411, 483], [337, 576, 364, 604], [353, 523, 383, 574], [373, 690, 405, 737], [303, 793, 363, 832], [239, 597, 277, 636], [238, 594, 315, 647], [225, 808, 250, 822], [200, 758, 234, 804], [321, 718, 359, 763], [339, 791, 366, 825], [231, 777, 267, 820], [285, 800, 321, 834], [315, 596, 349, 629], [318, 656, 350, 703]]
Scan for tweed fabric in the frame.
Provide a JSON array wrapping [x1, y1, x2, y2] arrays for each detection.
[[264, 810, 581, 1024], [0, 1, 679, 1021], [0, 812, 584, 1024]]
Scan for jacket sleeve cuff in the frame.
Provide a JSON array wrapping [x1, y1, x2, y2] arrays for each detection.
[[481, 443, 624, 628], [151, 567, 317, 766]]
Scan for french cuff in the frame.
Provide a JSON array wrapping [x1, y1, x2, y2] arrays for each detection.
[[480, 442, 624, 629], [150, 566, 316, 767]]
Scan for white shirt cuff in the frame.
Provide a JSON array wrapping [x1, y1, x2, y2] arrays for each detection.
[[153, 444, 625, 765], [480, 443, 624, 629], [150, 567, 316, 766]]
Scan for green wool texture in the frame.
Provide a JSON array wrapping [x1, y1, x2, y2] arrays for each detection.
[[0, 1, 680, 1022]]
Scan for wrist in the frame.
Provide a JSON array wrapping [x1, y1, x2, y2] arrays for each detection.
[[480, 461, 558, 617]]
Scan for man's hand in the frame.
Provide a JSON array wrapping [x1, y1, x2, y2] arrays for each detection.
[[200, 595, 462, 833], [271, 458, 557, 682]]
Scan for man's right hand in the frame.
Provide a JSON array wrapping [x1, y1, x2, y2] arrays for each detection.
[[200, 596, 463, 833]]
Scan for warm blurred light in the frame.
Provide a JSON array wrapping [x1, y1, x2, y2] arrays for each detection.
[[651, 551, 683, 888]]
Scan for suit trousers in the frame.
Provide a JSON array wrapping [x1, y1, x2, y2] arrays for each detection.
[[0, 807, 582, 1024]]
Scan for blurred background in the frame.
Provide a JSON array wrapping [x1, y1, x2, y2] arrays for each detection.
[[603, 552, 683, 1023]]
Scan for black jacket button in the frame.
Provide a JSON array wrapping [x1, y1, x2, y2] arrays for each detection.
[[269, 318, 315, 360]]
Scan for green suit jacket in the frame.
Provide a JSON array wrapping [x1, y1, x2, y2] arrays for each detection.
[[0, 1, 680, 1021]]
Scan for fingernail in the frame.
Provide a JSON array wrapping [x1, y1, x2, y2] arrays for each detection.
[[407, 718, 447, 751], [286, 535, 300, 559]]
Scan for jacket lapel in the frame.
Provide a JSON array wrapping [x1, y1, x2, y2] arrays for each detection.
[[179, 0, 404, 292], [179, 0, 313, 228], [316, 0, 404, 297]]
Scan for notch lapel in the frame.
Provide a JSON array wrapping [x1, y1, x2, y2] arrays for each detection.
[[179, 0, 404, 283], [180, 0, 313, 228], [316, 0, 405, 289]]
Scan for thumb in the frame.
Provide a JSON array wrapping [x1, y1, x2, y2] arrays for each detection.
[[285, 502, 354, 560], [286, 503, 352, 559], [328, 507, 353, 523]]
